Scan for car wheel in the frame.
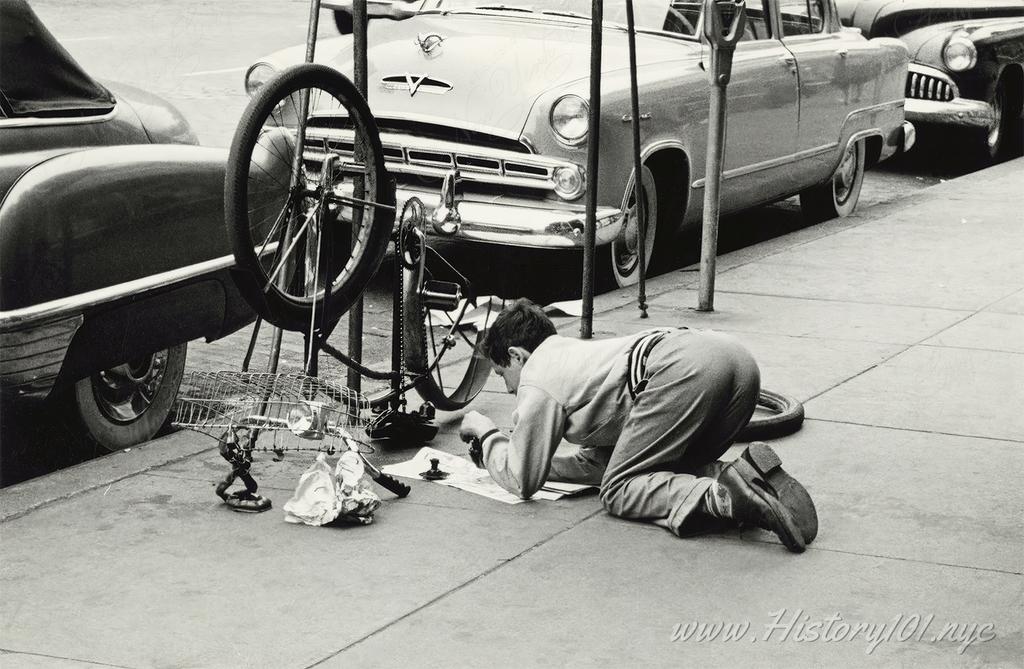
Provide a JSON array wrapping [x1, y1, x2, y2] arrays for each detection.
[[66, 344, 187, 452], [799, 138, 865, 223], [972, 79, 1021, 163], [607, 165, 658, 288]]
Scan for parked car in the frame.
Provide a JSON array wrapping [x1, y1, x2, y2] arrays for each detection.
[[249, 0, 913, 287], [837, 0, 1024, 162], [0, 0, 253, 450]]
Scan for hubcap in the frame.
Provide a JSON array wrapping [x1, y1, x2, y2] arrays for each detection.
[[91, 351, 168, 424], [833, 143, 857, 205], [614, 197, 644, 275], [987, 89, 1004, 151]]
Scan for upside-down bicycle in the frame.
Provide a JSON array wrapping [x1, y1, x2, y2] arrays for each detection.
[[173, 0, 497, 510]]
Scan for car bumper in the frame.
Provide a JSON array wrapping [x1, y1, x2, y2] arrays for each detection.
[[906, 97, 995, 129], [395, 186, 625, 249]]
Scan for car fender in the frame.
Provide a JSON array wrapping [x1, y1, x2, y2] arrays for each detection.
[[0, 144, 232, 312]]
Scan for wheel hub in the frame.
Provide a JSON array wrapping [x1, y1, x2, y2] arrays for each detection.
[[834, 144, 857, 203], [615, 203, 641, 272], [92, 351, 168, 424], [987, 90, 1003, 150]]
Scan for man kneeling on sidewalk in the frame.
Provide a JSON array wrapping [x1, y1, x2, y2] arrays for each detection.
[[459, 299, 817, 553]]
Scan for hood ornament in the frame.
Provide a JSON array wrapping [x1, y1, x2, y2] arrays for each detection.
[[381, 74, 453, 97], [415, 32, 446, 55]]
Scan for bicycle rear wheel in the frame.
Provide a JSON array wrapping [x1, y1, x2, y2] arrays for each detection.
[[398, 207, 494, 411], [225, 64, 394, 332], [403, 273, 494, 411]]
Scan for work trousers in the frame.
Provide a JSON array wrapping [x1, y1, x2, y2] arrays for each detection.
[[598, 329, 760, 535]]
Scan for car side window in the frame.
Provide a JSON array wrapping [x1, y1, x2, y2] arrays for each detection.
[[779, 0, 826, 36], [740, 0, 772, 41]]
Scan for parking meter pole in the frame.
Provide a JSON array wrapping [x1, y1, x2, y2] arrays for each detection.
[[697, 0, 744, 312], [581, 0, 603, 340], [625, 0, 648, 319], [347, 0, 369, 391]]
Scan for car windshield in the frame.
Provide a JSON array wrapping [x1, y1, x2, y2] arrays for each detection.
[[421, 0, 705, 35], [0, 0, 115, 118]]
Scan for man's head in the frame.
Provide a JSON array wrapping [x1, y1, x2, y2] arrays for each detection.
[[483, 298, 556, 394]]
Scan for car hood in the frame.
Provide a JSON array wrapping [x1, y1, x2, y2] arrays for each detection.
[[262, 13, 698, 139], [838, 0, 1024, 37], [899, 16, 1024, 62]]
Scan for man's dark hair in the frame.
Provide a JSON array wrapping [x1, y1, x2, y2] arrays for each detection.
[[483, 298, 557, 366]]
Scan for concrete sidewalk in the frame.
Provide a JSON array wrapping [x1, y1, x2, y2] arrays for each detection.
[[2, 159, 1022, 668]]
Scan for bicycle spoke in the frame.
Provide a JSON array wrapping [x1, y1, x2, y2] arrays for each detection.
[[263, 203, 318, 290]]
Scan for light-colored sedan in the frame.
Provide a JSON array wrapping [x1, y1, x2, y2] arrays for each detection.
[[248, 0, 914, 286]]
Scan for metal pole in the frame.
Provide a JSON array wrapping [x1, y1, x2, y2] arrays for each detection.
[[347, 0, 368, 391], [581, 0, 602, 340], [266, 0, 324, 376], [624, 0, 647, 319], [697, 0, 744, 312]]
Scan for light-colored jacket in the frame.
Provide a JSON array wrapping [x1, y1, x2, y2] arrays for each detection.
[[482, 330, 671, 498]]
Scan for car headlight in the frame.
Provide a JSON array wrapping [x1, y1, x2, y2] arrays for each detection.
[[550, 94, 589, 145], [943, 32, 977, 72], [245, 62, 277, 96], [552, 165, 586, 200]]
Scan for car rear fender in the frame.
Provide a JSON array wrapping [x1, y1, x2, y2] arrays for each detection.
[[0, 145, 232, 312]]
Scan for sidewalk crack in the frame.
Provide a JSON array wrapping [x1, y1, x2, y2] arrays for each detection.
[[304, 509, 605, 668]]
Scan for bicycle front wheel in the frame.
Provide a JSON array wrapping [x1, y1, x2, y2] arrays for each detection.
[[225, 64, 394, 332], [402, 267, 494, 412]]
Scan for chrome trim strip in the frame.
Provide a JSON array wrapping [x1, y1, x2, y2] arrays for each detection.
[[0, 107, 119, 129], [692, 144, 836, 188], [0, 254, 236, 331]]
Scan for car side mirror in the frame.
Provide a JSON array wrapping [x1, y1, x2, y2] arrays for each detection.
[[324, 0, 420, 35]]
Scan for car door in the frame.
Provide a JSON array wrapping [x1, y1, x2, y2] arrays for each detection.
[[716, 0, 800, 210], [777, 0, 847, 156]]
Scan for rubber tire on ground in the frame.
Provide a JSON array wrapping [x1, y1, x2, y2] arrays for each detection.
[[799, 138, 865, 224], [402, 264, 491, 411], [604, 164, 659, 289], [225, 64, 394, 332], [736, 388, 805, 442], [64, 344, 187, 452]]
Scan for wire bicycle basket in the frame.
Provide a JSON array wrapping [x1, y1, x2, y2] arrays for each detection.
[[174, 370, 372, 454]]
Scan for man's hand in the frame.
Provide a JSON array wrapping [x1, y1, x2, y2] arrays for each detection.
[[459, 410, 497, 443]]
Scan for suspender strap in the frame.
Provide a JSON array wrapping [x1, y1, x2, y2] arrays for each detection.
[[627, 330, 669, 400]]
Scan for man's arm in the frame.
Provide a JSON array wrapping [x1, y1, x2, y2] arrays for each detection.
[[463, 386, 565, 499], [549, 445, 610, 486]]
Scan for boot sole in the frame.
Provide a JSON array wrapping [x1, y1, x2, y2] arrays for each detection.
[[730, 459, 806, 553], [744, 442, 818, 544]]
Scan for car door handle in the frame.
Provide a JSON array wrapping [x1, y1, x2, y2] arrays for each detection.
[[836, 48, 848, 58], [779, 55, 797, 73]]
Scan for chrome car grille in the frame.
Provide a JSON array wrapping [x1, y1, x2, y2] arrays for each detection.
[[303, 127, 579, 197], [905, 64, 957, 102]]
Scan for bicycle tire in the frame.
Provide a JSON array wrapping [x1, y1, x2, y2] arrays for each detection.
[[737, 389, 805, 442], [402, 262, 492, 412], [225, 64, 394, 332]]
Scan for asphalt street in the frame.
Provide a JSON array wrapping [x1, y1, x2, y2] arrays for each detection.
[[0, 0, 991, 487]]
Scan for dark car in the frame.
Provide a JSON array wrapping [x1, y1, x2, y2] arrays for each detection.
[[0, 0, 253, 450], [837, 0, 1024, 162]]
